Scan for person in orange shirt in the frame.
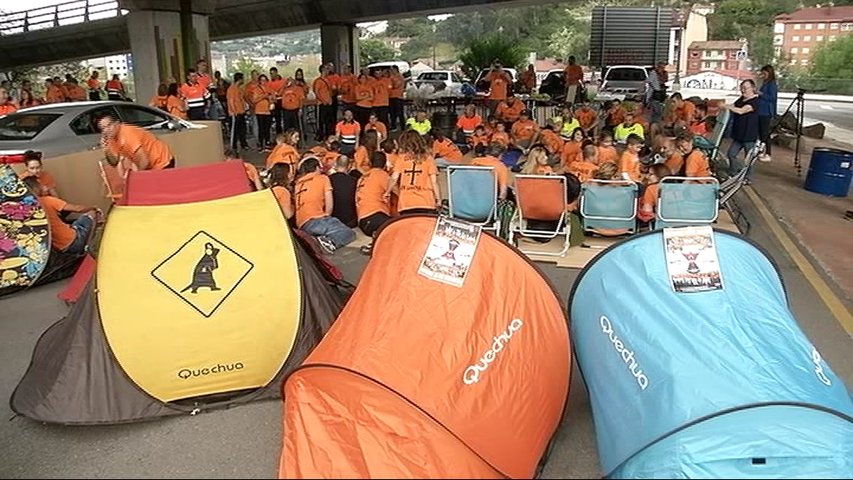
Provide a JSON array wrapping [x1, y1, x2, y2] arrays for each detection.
[[596, 131, 619, 164], [389, 65, 406, 131], [495, 95, 525, 125], [23, 176, 100, 255], [521, 146, 554, 175], [86, 71, 102, 101], [455, 104, 482, 144], [470, 143, 511, 200], [637, 163, 671, 225], [353, 74, 374, 128], [431, 129, 464, 166], [294, 68, 311, 96], [371, 69, 392, 128], [179, 69, 211, 121], [268, 162, 294, 220], [338, 64, 357, 111], [563, 56, 584, 105], [365, 112, 388, 142], [266, 129, 300, 169], [165, 83, 188, 120], [312, 64, 335, 141], [280, 78, 305, 132], [484, 62, 512, 115], [618, 134, 644, 183], [536, 123, 565, 158], [670, 93, 696, 130], [105, 74, 125, 101], [385, 130, 441, 214], [97, 113, 175, 176], [510, 109, 539, 150], [224, 149, 264, 191], [468, 125, 491, 152], [568, 145, 600, 183], [688, 104, 710, 138], [560, 127, 585, 170], [20, 152, 59, 197], [251, 74, 275, 152], [380, 138, 400, 172], [605, 99, 626, 133], [44, 78, 65, 104], [491, 122, 510, 148], [484, 115, 499, 136], [336, 109, 361, 156], [267, 67, 286, 134], [518, 64, 536, 94], [226, 72, 250, 150], [0, 87, 17, 115], [676, 134, 712, 179], [656, 137, 683, 175], [64, 78, 87, 102], [353, 130, 380, 175], [356, 151, 392, 239], [574, 102, 599, 137], [293, 157, 355, 254]]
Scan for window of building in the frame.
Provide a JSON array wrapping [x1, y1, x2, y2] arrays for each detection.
[[805, 23, 812, 29], [774, 35, 784, 45], [801, 59, 809, 66], [702, 61, 712, 69], [790, 47, 798, 54], [830, 23, 839, 29], [794, 24, 802, 30], [830, 36, 837, 41], [817, 35, 824, 42], [804, 35, 811, 41], [802, 47, 810, 54], [842, 23, 853, 31], [774, 23, 785, 33], [818, 23, 825, 29], [792, 35, 800, 42]]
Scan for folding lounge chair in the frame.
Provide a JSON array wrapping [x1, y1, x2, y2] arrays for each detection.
[[698, 108, 730, 174], [580, 180, 639, 235], [719, 142, 763, 234], [508, 174, 570, 257], [654, 176, 720, 229], [446, 165, 499, 232]]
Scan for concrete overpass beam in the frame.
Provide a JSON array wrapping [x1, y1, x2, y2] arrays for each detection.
[[125, 0, 214, 104], [321, 24, 359, 74]]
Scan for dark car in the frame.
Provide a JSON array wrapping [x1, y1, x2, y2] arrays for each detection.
[[538, 70, 566, 102]]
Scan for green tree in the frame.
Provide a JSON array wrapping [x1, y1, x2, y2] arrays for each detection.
[[811, 35, 853, 79], [360, 38, 397, 66], [458, 35, 526, 79], [228, 56, 265, 78]]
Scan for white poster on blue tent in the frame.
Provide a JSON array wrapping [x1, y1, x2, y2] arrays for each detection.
[[418, 216, 482, 288], [663, 226, 724, 293]]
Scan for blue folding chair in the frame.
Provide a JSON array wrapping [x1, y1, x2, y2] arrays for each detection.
[[580, 180, 639, 235], [446, 165, 499, 232], [654, 176, 720, 229]]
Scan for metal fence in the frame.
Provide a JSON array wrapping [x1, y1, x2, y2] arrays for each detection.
[[0, 0, 125, 36]]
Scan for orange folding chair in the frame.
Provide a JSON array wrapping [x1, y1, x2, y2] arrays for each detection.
[[509, 174, 570, 256], [98, 160, 124, 203]]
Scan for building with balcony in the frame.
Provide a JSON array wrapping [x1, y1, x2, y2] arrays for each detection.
[[670, 4, 715, 76], [686, 40, 746, 75], [774, 5, 853, 68]]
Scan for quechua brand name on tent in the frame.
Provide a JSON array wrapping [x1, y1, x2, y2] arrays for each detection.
[[463, 318, 523, 385], [177, 362, 245, 380], [811, 347, 832, 386], [600, 316, 649, 390]]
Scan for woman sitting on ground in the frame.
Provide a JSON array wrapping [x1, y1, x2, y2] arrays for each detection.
[[384, 130, 440, 215]]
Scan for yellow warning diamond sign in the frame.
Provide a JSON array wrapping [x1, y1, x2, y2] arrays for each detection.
[[151, 231, 253, 318]]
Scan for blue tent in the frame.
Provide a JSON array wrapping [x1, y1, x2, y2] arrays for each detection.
[[569, 229, 853, 479]]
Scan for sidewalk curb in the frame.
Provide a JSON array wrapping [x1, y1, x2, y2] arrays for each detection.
[[778, 92, 853, 104], [744, 186, 853, 335]]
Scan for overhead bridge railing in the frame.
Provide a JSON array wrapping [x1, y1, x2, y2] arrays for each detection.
[[0, 0, 126, 36]]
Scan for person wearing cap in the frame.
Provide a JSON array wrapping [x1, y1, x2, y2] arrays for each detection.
[[510, 109, 539, 150]]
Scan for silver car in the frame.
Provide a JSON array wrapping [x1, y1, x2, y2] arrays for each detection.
[[0, 101, 197, 163]]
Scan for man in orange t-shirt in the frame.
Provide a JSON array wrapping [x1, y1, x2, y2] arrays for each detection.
[[356, 151, 392, 238], [563, 56, 584, 105], [371, 70, 392, 128], [86, 71, 102, 101], [98, 114, 175, 176], [618, 134, 644, 183], [312, 65, 336, 141], [456, 104, 482, 143], [495, 95, 524, 125], [23, 176, 100, 254], [44, 79, 65, 104], [510, 110, 539, 149], [280, 78, 305, 132], [293, 157, 355, 253], [676, 134, 712, 178], [471, 143, 510, 200], [389, 66, 406, 131], [431, 129, 464, 166], [226, 72, 250, 150], [268, 67, 286, 134], [339, 64, 357, 110], [574, 102, 599, 137], [484, 63, 512, 115]]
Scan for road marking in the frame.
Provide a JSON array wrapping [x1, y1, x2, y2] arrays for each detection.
[[745, 187, 853, 334], [819, 105, 834, 110]]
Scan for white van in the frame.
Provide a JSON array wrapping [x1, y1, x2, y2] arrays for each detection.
[[366, 61, 411, 79]]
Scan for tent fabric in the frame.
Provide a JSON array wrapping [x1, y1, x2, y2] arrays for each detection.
[[118, 161, 250, 206], [280, 215, 571, 479], [11, 190, 342, 424], [569, 229, 853, 478], [0, 165, 50, 296], [57, 254, 96, 303]]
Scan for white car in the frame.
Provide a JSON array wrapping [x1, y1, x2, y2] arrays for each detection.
[[411, 70, 467, 92], [597, 65, 651, 102]]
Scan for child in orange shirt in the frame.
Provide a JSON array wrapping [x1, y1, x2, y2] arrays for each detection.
[[268, 162, 294, 220], [537, 123, 565, 158], [596, 131, 619, 164], [637, 163, 671, 224], [676, 134, 712, 179], [490, 123, 510, 148], [568, 145, 600, 183], [618, 134, 644, 183], [266, 129, 300, 169], [521, 146, 554, 175], [560, 127, 585, 170], [468, 125, 491, 152]]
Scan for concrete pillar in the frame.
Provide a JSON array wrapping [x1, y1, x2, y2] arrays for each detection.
[[321, 24, 359, 73], [122, 0, 214, 104]]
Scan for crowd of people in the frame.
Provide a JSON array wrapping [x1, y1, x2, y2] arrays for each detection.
[[0, 71, 130, 114]]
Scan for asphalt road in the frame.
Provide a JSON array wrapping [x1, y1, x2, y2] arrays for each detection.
[[0, 185, 850, 478], [793, 98, 853, 132]]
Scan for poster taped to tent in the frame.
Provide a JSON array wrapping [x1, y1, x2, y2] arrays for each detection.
[[663, 226, 723, 293], [418, 216, 481, 287]]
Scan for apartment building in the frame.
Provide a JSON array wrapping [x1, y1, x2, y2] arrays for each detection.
[[774, 6, 853, 67]]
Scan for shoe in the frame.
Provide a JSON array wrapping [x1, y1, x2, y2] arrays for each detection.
[[360, 243, 373, 255], [317, 236, 336, 255], [758, 154, 771, 163]]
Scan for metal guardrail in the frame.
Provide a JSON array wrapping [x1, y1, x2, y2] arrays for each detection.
[[0, 0, 126, 35]]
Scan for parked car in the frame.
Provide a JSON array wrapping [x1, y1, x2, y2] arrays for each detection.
[[537, 69, 566, 102], [473, 67, 519, 97], [598, 65, 650, 101], [411, 70, 467, 92], [0, 101, 222, 209]]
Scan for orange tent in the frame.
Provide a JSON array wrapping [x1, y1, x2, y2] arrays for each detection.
[[279, 215, 571, 479]]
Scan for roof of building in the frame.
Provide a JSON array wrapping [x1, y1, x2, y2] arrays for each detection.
[[688, 40, 746, 50], [775, 6, 853, 22]]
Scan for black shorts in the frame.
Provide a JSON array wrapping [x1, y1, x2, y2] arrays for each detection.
[[399, 208, 437, 216], [358, 212, 392, 237]]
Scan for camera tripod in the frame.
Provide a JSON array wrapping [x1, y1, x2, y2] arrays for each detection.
[[771, 88, 809, 176]]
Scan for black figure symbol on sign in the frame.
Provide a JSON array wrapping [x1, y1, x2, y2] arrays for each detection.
[[180, 242, 221, 294], [441, 239, 460, 262], [682, 251, 701, 275], [404, 164, 422, 185]]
